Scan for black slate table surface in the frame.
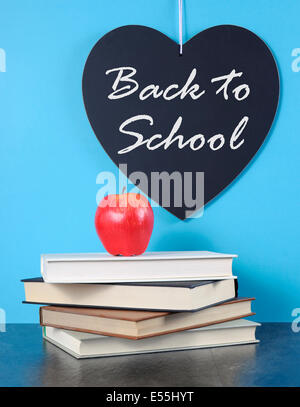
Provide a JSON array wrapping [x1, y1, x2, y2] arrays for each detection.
[[0, 323, 299, 387]]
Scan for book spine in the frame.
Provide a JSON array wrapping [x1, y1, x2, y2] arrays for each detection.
[[39, 307, 44, 325]]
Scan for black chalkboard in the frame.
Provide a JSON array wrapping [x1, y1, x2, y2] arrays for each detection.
[[82, 25, 279, 219]]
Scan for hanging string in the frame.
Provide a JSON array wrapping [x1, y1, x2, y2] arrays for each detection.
[[178, 0, 183, 55]]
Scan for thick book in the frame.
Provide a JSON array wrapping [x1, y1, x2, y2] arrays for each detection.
[[40, 297, 254, 340], [43, 319, 260, 359], [40, 251, 237, 283], [23, 277, 237, 312]]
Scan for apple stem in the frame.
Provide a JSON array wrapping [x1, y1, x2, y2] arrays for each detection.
[[121, 186, 126, 194]]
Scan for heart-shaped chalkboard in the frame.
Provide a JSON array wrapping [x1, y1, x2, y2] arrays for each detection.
[[83, 25, 279, 219]]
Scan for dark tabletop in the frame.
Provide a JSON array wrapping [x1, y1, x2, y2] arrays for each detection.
[[0, 323, 299, 387]]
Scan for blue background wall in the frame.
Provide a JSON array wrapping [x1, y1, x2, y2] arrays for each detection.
[[0, 0, 299, 323]]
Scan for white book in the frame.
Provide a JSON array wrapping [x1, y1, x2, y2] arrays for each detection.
[[41, 251, 237, 283], [43, 319, 260, 359]]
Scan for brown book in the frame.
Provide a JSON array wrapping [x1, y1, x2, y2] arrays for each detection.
[[40, 297, 255, 340]]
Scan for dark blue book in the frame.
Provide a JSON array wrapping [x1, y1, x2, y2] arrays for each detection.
[[22, 277, 238, 312]]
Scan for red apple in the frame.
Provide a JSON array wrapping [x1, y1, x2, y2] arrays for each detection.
[[95, 192, 154, 256]]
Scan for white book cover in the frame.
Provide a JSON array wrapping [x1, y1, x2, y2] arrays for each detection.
[[41, 251, 237, 283], [43, 318, 260, 359]]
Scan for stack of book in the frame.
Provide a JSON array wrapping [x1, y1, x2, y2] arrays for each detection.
[[22, 251, 259, 359]]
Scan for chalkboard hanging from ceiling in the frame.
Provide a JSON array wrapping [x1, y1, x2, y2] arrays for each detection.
[[82, 24, 279, 220]]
